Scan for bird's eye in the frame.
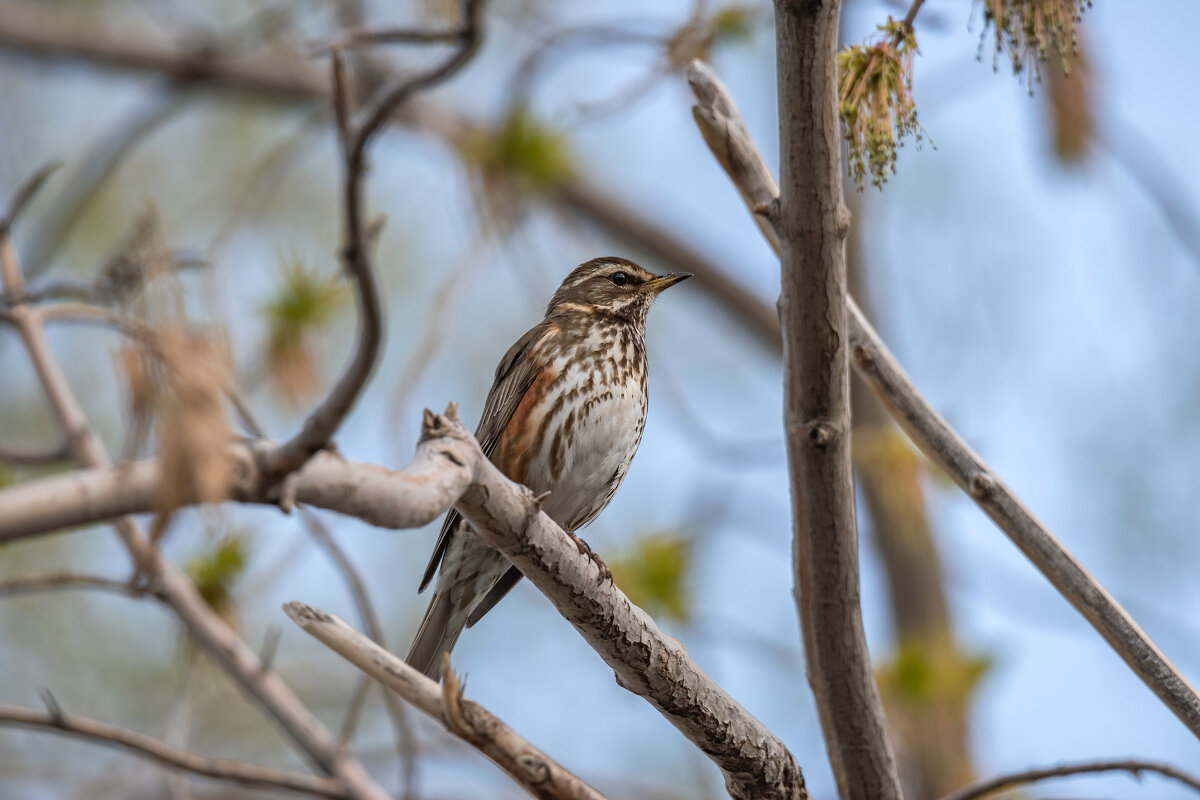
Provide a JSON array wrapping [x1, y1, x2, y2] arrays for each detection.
[[610, 271, 629, 286]]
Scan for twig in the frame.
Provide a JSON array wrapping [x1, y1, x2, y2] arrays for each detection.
[[284, 602, 608, 800], [0, 704, 351, 799], [938, 757, 1200, 800], [301, 507, 419, 788], [262, 0, 487, 480], [0, 572, 157, 599], [0, 187, 390, 800], [311, 24, 473, 55], [0, 440, 70, 466], [0, 409, 809, 800], [685, 57, 1200, 740], [900, 0, 927, 31], [0, 162, 60, 237]]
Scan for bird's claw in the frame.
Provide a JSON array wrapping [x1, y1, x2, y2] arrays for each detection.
[[567, 530, 612, 584]]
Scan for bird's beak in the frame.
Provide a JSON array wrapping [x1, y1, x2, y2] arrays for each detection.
[[645, 272, 692, 293]]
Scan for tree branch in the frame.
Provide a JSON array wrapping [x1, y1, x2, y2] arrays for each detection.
[[261, 0, 486, 481], [300, 507, 419, 794], [773, 4, 903, 799], [0, 704, 351, 799], [0, 202, 390, 800], [0, 408, 809, 800], [938, 758, 1200, 800], [0, 572, 157, 600], [284, 602, 607, 800], [686, 57, 1200, 740]]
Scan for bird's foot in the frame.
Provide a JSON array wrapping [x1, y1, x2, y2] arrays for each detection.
[[567, 530, 613, 584]]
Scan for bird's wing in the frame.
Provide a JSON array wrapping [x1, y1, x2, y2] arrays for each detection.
[[417, 322, 547, 592]]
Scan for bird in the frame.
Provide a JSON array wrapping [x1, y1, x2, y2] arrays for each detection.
[[405, 257, 690, 679]]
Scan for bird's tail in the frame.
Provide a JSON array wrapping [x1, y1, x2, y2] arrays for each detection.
[[405, 591, 466, 680]]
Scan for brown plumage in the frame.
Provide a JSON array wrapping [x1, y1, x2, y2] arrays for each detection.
[[405, 257, 690, 678]]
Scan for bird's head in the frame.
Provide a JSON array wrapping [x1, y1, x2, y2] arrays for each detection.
[[545, 257, 691, 323]]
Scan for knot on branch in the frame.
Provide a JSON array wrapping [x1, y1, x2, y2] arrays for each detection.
[[516, 753, 551, 784], [795, 419, 842, 450], [969, 470, 996, 499]]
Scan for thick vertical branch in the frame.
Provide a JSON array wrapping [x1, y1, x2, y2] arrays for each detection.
[[773, 3, 903, 799]]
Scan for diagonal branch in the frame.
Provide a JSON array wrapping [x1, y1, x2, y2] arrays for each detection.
[[0, 408, 809, 800], [0, 704, 351, 799], [284, 602, 608, 800], [686, 57, 1200, 741], [938, 757, 1200, 800]]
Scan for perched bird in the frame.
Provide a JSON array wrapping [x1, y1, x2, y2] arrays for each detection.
[[405, 257, 690, 678]]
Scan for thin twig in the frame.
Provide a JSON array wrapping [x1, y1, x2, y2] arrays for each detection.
[[301, 507, 420, 787], [285, 602, 608, 800], [0, 572, 157, 599], [311, 24, 471, 55], [0, 440, 70, 466], [938, 757, 1200, 800], [263, 0, 488, 480], [0, 704, 351, 799], [0, 162, 60, 237], [686, 57, 1200, 741]]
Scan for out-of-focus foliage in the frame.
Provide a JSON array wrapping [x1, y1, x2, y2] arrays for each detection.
[[710, 4, 759, 46], [838, 19, 923, 189], [261, 258, 347, 406], [878, 639, 991, 708], [184, 531, 251, 621], [980, 0, 1092, 86], [609, 532, 692, 624], [461, 110, 574, 227]]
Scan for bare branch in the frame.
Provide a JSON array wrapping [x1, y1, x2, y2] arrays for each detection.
[[263, 0, 488, 480], [0, 204, 390, 800], [0, 409, 809, 800], [773, 4, 903, 798], [300, 507, 419, 789], [0, 439, 70, 466], [285, 602, 608, 800], [0, 704, 351, 799], [311, 24, 473, 55], [939, 758, 1200, 800], [0, 572, 155, 600], [0, 432, 473, 544], [686, 57, 1200, 740], [0, 161, 60, 237]]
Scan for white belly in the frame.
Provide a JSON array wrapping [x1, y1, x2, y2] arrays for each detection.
[[524, 353, 647, 531]]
